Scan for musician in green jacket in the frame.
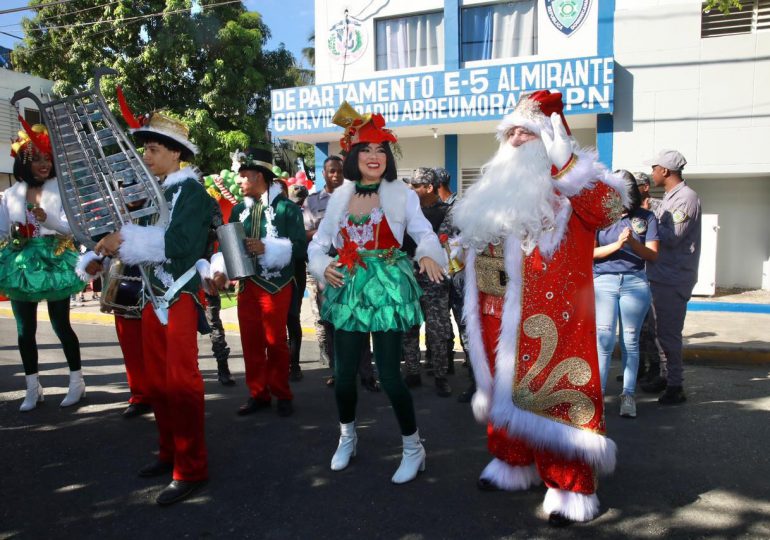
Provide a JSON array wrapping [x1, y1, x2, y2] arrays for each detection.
[[212, 147, 306, 417]]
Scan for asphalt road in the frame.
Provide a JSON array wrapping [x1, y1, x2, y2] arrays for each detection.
[[1, 318, 769, 539]]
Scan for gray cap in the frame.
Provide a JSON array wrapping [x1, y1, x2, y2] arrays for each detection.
[[633, 171, 650, 186], [409, 167, 438, 189], [643, 149, 687, 171]]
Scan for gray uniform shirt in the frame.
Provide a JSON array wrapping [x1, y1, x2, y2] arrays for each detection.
[[646, 181, 702, 290], [302, 189, 332, 232]]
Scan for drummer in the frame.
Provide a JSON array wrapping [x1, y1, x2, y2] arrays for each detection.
[[212, 148, 306, 417]]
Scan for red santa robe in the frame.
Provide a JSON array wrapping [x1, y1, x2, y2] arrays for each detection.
[[464, 148, 625, 521]]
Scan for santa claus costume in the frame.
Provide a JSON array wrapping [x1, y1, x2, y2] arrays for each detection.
[[452, 91, 626, 526]]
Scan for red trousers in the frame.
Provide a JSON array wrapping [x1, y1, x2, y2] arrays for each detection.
[[114, 316, 148, 405], [142, 295, 208, 482], [481, 313, 596, 495], [237, 280, 293, 401]]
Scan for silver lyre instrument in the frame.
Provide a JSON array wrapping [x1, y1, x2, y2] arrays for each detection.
[[217, 222, 256, 279], [11, 67, 171, 323]]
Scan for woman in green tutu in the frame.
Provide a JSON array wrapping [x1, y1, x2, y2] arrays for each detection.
[[307, 102, 446, 484], [0, 121, 86, 411]]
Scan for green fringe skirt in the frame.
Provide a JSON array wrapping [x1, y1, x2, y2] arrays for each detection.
[[0, 236, 85, 302], [321, 249, 423, 333]]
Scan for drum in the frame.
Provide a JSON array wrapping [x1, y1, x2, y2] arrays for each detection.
[[216, 222, 255, 280], [100, 260, 143, 318]]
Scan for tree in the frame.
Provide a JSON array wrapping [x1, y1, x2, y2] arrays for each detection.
[[703, 0, 743, 14], [12, 0, 304, 172]]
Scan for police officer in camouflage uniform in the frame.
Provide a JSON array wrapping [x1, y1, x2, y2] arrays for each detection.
[[640, 150, 701, 405], [402, 168, 453, 397]]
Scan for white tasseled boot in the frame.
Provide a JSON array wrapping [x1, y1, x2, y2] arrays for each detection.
[[330, 422, 357, 471], [60, 369, 86, 408], [391, 430, 426, 484], [19, 373, 44, 412]]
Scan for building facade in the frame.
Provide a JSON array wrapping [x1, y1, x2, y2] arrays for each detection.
[[271, 0, 770, 291]]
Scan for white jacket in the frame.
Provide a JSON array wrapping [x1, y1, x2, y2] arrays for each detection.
[[0, 179, 71, 238], [307, 179, 447, 286]]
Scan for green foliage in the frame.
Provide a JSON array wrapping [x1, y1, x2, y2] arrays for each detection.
[[12, 0, 305, 173], [703, 0, 743, 14]]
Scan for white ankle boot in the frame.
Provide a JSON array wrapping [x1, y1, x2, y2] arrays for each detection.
[[60, 369, 85, 407], [20, 374, 44, 412], [391, 430, 426, 484], [330, 422, 357, 471]]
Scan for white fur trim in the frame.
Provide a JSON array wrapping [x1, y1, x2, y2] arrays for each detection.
[[119, 223, 166, 265], [210, 252, 228, 280], [414, 233, 447, 269], [161, 167, 199, 190], [5, 181, 27, 224], [543, 488, 600, 523], [308, 253, 333, 286], [496, 114, 550, 141], [75, 251, 105, 282], [471, 390, 491, 424], [377, 177, 408, 227], [551, 149, 630, 209], [3, 180, 70, 236], [535, 196, 572, 261], [479, 458, 541, 491], [463, 234, 617, 474], [259, 236, 292, 269]]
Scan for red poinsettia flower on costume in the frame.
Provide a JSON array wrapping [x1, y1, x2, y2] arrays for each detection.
[[439, 234, 449, 245], [337, 240, 367, 272], [16, 223, 37, 238]]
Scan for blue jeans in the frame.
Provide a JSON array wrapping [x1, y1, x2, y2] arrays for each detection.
[[593, 271, 652, 395]]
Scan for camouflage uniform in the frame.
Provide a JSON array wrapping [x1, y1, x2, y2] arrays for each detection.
[[403, 271, 452, 376]]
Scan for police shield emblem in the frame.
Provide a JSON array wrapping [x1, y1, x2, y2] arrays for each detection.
[[545, 0, 591, 36]]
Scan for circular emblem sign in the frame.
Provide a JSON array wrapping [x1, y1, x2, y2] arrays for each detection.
[[328, 17, 367, 65]]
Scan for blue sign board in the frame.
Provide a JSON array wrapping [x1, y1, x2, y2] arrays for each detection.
[[270, 56, 614, 137]]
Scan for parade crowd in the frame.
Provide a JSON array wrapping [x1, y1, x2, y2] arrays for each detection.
[[0, 91, 701, 524]]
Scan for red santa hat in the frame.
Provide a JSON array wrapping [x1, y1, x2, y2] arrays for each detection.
[[496, 90, 571, 142]]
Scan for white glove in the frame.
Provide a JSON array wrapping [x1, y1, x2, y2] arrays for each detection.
[[540, 112, 574, 171]]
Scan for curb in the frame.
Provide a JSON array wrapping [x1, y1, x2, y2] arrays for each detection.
[[684, 347, 770, 365]]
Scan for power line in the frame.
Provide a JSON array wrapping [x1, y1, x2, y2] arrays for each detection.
[[18, 0, 241, 32], [0, 31, 23, 40], [0, 0, 82, 16], [0, 1, 125, 29]]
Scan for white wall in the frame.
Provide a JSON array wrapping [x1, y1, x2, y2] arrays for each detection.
[[687, 176, 770, 290]]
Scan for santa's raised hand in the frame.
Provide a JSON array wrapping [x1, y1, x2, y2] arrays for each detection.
[[541, 112, 574, 171]]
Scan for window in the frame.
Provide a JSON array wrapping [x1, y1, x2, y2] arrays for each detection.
[[376, 11, 444, 70], [701, 0, 770, 38], [461, 1, 537, 62]]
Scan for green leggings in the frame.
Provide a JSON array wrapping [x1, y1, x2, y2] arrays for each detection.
[[334, 330, 416, 436], [11, 299, 81, 375]]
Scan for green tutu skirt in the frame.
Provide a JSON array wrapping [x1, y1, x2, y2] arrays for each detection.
[[322, 249, 423, 333], [0, 236, 85, 302]]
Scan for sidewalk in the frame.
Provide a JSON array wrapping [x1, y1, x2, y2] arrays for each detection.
[[1, 291, 768, 364]]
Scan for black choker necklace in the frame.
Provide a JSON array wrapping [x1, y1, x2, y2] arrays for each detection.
[[355, 181, 380, 197]]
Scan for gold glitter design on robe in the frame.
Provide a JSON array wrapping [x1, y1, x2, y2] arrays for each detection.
[[475, 244, 506, 297], [513, 314, 596, 427], [602, 190, 624, 225]]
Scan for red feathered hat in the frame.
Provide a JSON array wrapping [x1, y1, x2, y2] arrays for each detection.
[[331, 101, 397, 152], [11, 116, 52, 161]]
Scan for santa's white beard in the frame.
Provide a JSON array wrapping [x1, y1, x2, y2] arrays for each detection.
[[453, 138, 558, 252]]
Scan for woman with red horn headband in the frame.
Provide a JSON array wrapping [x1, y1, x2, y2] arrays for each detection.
[[307, 102, 447, 484], [0, 119, 87, 411]]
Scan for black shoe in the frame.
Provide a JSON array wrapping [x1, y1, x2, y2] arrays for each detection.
[[640, 375, 667, 394], [138, 460, 173, 478], [435, 377, 452, 397], [361, 376, 380, 392], [290, 365, 304, 382], [122, 402, 152, 419], [217, 367, 236, 387], [658, 385, 686, 405], [156, 479, 207, 506], [276, 399, 294, 417], [404, 373, 422, 388], [477, 478, 501, 492], [457, 385, 476, 403], [548, 512, 575, 527], [237, 397, 270, 416]]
